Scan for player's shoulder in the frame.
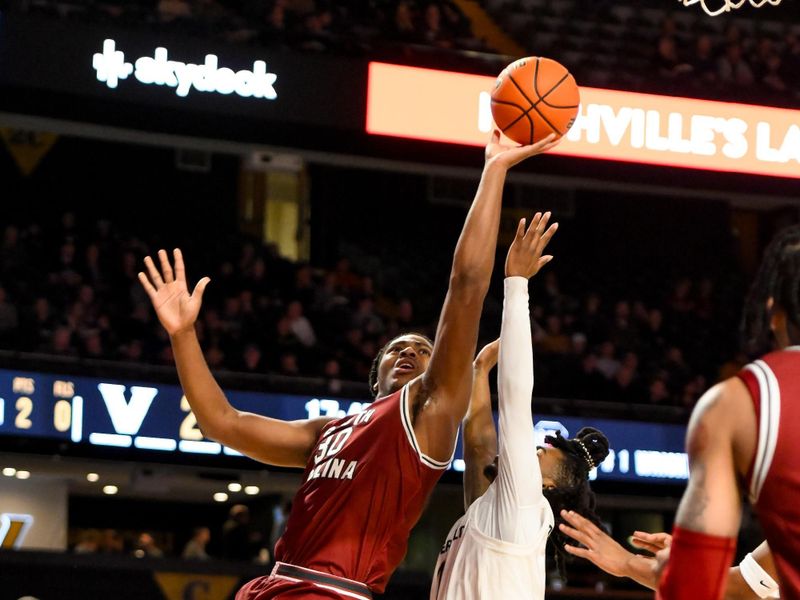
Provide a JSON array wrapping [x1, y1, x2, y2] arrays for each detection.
[[687, 378, 751, 439]]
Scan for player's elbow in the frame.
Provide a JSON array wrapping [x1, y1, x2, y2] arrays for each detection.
[[448, 271, 489, 302]]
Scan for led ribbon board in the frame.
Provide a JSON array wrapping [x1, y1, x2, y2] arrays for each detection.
[[366, 62, 800, 179], [0, 368, 688, 483]]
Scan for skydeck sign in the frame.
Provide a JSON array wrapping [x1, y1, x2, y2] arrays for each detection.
[[367, 62, 800, 179], [92, 39, 278, 99]]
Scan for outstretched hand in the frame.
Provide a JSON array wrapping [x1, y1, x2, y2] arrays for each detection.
[[505, 212, 558, 278], [630, 531, 672, 554], [138, 248, 210, 337], [560, 510, 644, 579], [485, 130, 560, 169]]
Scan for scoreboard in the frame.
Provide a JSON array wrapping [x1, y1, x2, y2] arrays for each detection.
[[0, 368, 689, 484]]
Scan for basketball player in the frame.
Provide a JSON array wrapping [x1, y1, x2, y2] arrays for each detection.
[[138, 130, 560, 599], [430, 216, 610, 600], [559, 510, 780, 598], [656, 225, 800, 600]]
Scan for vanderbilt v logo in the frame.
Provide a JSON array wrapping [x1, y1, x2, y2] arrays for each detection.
[[0, 513, 33, 549]]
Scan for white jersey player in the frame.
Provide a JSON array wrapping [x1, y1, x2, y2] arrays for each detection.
[[431, 215, 609, 600]]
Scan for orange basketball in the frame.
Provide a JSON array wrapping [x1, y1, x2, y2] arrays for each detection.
[[490, 57, 580, 145]]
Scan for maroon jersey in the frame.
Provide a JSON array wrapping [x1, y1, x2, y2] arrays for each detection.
[[273, 385, 450, 593], [738, 348, 800, 600]]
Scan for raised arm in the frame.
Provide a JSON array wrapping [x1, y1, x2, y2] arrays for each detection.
[[656, 378, 753, 600], [488, 216, 557, 542], [463, 340, 499, 510], [139, 249, 329, 468], [413, 132, 559, 463]]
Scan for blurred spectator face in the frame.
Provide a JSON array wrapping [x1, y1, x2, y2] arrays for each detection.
[[616, 365, 635, 387], [296, 266, 312, 287], [224, 297, 241, 317], [649, 379, 669, 402], [276, 317, 292, 337], [197, 527, 211, 544], [600, 341, 615, 358], [585, 294, 600, 314], [358, 297, 374, 314], [279, 353, 299, 374], [251, 259, 266, 280], [397, 299, 413, 323], [345, 328, 363, 347], [78, 285, 95, 306], [206, 345, 225, 367], [582, 353, 598, 372], [4, 225, 18, 246], [53, 327, 73, 352], [614, 301, 630, 320], [268, 3, 285, 28], [324, 359, 341, 378], [34, 297, 50, 320], [725, 23, 742, 44], [697, 34, 713, 56], [60, 242, 76, 264], [396, 1, 414, 31], [85, 333, 104, 356], [243, 345, 262, 370], [545, 315, 562, 334], [86, 244, 100, 265], [648, 308, 663, 330], [666, 346, 684, 364], [571, 333, 587, 354], [124, 340, 144, 361], [726, 43, 742, 64], [286, 301, 303, 320], [658, 36, 677, 61], [622, 352, 638, 370], [425, 4, 441, 30]]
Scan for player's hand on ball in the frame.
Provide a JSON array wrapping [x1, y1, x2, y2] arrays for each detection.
[[485, 130, 560, 169], [504, 211, 558, 279], [138, 248, 210, 337], [473, 339, 500, 373]]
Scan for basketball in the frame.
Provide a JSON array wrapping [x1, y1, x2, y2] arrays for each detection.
[[490, 57, 580, 145]]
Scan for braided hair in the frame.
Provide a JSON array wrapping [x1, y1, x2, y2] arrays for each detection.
[[542, 427, 610, 581], [367, 333, 433, 397], [741, 225, 800, 356]]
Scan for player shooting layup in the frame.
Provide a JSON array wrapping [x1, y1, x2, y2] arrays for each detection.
[[138, 131, 559, 599]]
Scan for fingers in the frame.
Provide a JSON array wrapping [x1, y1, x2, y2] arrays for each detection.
[[143, 255, 165, 289], [158, 249, 174, 284], [632, 531, 672, 548], [558, 522, 593, 548], [563, 544, 593, 561], [491, 129, 501, 145], [192, 276, 211, 301], [561, 509, 600, 535], [173, 248, 186, 282], [515, 218, 526, 241], [539, 222, 559, 248], [138, 271, 157, 300]]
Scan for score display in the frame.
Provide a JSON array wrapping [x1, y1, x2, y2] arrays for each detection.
[[0, 368, 689, 484]]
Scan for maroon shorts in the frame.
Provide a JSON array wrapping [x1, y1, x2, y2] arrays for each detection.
[[236, 563, 373, 600]]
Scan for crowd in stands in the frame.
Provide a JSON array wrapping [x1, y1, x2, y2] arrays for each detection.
[[488, 0, 800, 103], [8, 0, 800, 103], [71, 504, 277, 562], [11, 0, 485, 54], [0, 211, 746, 409]]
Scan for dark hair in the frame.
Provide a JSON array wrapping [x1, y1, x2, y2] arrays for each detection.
[[367, 333, 433, 397], [741, 225, 800, 356], [543, 427, 610, 581]]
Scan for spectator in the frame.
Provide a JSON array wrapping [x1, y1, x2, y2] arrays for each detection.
[[133, 532, 164, 558], [222, 505, 259, 561], [182, 527, 211, 560], [718, 43, 755, 87]]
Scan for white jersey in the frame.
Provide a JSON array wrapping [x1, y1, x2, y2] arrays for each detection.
[[431, 277, 554, 600]]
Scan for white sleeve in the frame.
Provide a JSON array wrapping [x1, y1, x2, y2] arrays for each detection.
[[472, 276, 545, 544]]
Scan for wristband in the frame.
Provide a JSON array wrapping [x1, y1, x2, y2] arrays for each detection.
[[739, 552, 780, 599]]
